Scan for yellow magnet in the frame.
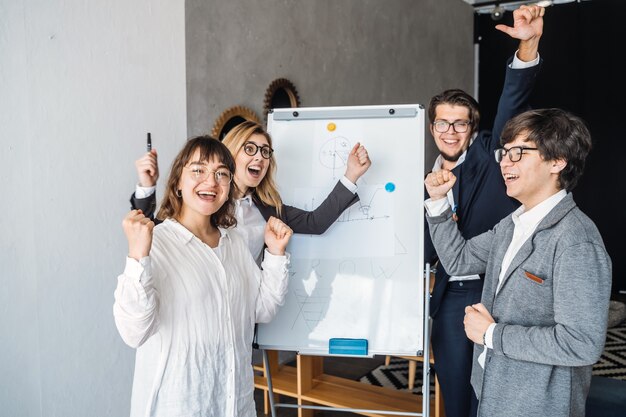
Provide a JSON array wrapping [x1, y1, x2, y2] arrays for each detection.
[[327, 122, 336, 132]]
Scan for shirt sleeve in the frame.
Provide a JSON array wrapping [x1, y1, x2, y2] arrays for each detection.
[[485, 322, 497, 349], [425, 197, 450, 217], [135, 184, 156, 199], [339, 175, 358, 194], [113, 256, 160, 348], [254, 250, 291, 323], [510, 51, 540, 69]]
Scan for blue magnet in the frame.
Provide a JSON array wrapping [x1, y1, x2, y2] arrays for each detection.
[[385, 182, 396, 192]]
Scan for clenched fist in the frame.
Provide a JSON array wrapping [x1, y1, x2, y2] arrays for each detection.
[[345, 142, 372, 184], [264, 216, 293, 256], [122, 210, 155, 260], [425, 169, 457, 201]]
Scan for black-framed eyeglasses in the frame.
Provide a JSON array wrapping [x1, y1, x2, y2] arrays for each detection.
[[494, 146, 539, 163], [242, 142, 273, 159], [185, 165, 233, 186], [433, 120, 470, 133]]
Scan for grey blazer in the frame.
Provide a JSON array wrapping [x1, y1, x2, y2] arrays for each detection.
[[427, 193, 612, 417]]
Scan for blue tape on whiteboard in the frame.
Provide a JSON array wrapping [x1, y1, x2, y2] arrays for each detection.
[[329, 338, 368, 356]]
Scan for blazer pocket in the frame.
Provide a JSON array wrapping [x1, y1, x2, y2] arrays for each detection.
[[524, 270, 544, 284]]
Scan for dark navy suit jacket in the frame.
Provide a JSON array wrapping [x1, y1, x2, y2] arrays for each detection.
[[426, 57, 542, 318]]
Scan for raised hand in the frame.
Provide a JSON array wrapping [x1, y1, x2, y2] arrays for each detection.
[[264, 216, 293, 256], [122, 210, 155, 260], [496, 4, 544, 62], [495, 4, 544, 41], [135, 149, 159, 187], [344, 142, 372, 184], [425, 169, 457, 201]]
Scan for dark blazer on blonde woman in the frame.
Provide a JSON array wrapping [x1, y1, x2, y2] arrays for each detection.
[[130, 179, 359, 234]]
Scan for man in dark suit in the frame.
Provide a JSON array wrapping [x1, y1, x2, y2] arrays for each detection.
[[424, 5, 545, 417]]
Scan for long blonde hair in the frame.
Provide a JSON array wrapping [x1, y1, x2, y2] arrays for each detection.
[[222, 121, 283, 216], [157, 136, 237, 228]]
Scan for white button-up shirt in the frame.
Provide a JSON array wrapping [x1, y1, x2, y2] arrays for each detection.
[[234, 195, 267, 265], [113, 219, 290, 417]]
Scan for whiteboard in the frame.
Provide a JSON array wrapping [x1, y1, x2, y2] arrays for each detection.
[[257, 104, 425, 356]]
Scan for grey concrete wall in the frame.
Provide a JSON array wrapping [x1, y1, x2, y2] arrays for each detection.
[[185, 0, 476, 166]]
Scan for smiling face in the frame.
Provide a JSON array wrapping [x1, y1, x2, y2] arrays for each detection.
[[431, 104, 473, 169], [177, 149, 231, 222], [500, 133, 566, 210], [233, 133, 271, 195]]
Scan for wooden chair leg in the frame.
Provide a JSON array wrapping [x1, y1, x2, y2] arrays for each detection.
[[385, 355, 391, 366], [407, 359, 417, 390]]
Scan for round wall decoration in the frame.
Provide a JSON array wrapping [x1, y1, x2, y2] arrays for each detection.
[[263, 78, 301, 120], [210, 105, 261, 141]]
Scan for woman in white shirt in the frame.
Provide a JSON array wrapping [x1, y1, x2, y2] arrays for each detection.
[[131, 121, 371, 264], [114, 136, 293, 417]]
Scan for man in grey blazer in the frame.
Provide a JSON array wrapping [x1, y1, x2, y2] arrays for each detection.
[[424, 108, 612, 417]]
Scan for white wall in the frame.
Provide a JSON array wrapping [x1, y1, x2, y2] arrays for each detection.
[[0, 1, 186, 416]]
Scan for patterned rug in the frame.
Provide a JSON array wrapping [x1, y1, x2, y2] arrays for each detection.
[[359, 358, 436, 397], [593, 324, 626, 380], [360, 324, 626, 392]]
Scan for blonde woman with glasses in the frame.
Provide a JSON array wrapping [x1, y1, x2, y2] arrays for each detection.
[[131, 121, 371, 264]]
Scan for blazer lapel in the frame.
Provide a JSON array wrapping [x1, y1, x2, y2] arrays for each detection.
[[485, 222, 514, 308], [497, 239, 534, 294]]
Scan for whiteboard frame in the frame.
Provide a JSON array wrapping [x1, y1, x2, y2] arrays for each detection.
[[259, 104, 426, 357]]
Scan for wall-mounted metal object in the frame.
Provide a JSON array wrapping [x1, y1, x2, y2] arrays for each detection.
[[461, 0, 582, 20], [211, 105, 261, 141]]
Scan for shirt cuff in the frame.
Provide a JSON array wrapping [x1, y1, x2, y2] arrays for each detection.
[[425, 197, 450, 217], [262, 249, 290, 265], [485, 322, 497, 349], [135, 184, 156, 199], [123, 256, 150, 281], [510, 51, 540, 69], [340, 176, 358, 193]]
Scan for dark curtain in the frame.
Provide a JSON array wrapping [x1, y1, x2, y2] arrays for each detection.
[[476, 0, 626, 293]]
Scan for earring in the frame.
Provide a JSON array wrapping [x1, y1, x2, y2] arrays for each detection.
[[176, 190, 182, 197]]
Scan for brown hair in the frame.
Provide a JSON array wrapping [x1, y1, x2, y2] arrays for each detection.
[[500, 108, 593, 191], [222, 121, 284, 216], [157, 135, 237, 228], [428, 89, 481, 135]]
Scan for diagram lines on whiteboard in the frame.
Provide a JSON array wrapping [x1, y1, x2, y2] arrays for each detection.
[[319, 136, 351, 180]]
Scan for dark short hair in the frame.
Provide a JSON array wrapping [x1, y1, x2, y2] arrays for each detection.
[[500, 108, 592, 191], [428, 89, 481, 135], [157, 135, 237, 228]]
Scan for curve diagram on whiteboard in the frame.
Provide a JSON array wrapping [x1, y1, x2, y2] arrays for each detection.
[[319, 136, 351, 180]]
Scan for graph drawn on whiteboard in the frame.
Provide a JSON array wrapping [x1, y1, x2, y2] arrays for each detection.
[[289, 260, 332, 332], [336, 186, 390, 223], [319, 136, 351, 180], [289, 185, 394, 259], [312, 121, 365, 186]]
